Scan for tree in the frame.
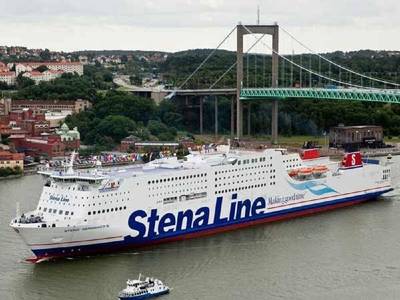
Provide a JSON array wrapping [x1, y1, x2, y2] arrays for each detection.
[[39, 49, 51, 61], [35, 65, 48, 72], [16, 75, 35, 89], [147, 120, 177, 141], [97, 115, 137, 143]]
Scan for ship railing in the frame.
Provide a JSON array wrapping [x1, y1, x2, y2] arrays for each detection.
[[16, 213, 44, 224]]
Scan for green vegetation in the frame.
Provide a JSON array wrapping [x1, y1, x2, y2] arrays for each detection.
[[65, 90, 180, 149], [160, 49, 400, 89], [4, 49, 400, 149], [0, 166, 23, 178], [159, 49, 400, 137], [12, 64, 114, 100]]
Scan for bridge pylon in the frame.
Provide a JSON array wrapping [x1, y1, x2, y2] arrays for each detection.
[[236, 23, 279, 143]]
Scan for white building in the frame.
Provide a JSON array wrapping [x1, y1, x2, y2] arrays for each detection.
[[22, 70, 63, 84], [15, 61, 83, 76]]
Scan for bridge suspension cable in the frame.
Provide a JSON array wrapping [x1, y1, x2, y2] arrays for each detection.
[[242, 24, 367, 89], [208, 34, 266, 89], [177, 25, 236, 89], [279, 25, 400, 88]]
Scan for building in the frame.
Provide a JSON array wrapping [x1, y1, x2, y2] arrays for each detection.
[[11, 99, 92, 114], [120, 135, 179, 152], [15, 61, 83, 76], [0, 150, 24, 170], [120, 135, 140, 152], [6, 108, 49, 137], [11, 135, 65, 158], [55, 123, 80, 150], [329, 125, 384, 149], [20, 119, 50, 136], [0, 61, 8, 72], [0, 98, 12, 115], [0, 71, 16, 86], [22, 69, 64, 84]]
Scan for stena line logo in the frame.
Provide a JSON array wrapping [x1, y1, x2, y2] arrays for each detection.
[[128, 194, 267, 239]]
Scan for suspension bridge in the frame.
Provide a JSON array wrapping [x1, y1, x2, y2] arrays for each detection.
[[167, 23, 400, 144]]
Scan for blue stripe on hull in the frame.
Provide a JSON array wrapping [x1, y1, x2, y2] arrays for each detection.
[[32, 189, 391, 258], [119, 290, 169, 300]]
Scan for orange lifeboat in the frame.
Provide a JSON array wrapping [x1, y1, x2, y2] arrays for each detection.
[[312, 165, 329, 177], [297, 167, 313, 178], [288, 169, 299, 177]]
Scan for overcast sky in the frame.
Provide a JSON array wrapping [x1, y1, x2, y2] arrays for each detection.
[[0, 0, 399, 54]]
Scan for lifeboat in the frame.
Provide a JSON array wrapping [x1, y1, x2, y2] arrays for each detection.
[[312, 165, 329, 177], [288, 169, 299, 177], [297, 167, 313, 178]]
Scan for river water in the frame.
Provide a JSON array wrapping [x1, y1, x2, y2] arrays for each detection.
[[1, 158, 400, 300]]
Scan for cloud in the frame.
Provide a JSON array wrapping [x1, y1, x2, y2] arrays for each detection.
[[0, 0, 398, 52]]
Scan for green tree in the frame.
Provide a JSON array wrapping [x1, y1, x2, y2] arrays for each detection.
[[16, 75, 35, 89], [97, 115, 137, 143], [35, 65, 48, 72], [40, 49, 51, 61]]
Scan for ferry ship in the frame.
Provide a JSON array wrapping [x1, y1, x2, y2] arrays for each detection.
[[118, 274, 169, 300], [10, 147, 392, 262]]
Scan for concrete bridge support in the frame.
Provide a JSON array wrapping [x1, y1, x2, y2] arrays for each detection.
[[199, 96, 204, 135], [215, 96, 218, 137], [236, 24, 279, 143]]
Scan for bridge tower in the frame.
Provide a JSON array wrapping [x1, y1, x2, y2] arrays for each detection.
[[236, 24, 279, 143]]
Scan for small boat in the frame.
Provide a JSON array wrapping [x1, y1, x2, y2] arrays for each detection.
[[312, 165, 329, 177], [118, 274, 170, 300]]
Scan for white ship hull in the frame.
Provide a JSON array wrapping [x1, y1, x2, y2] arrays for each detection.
[[10, 149, 392, 261]]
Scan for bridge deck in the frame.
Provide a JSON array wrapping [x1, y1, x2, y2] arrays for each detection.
[[240, 88, 400, 103]]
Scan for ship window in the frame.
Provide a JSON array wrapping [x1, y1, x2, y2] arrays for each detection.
[[43, 207, 47, 212], [71, 212, 74, 216], [59, 210, 63, 215], [88, 212, 91, 215], [93, 211, 96, 215], [53, 209, 57, 214], [111, 208, 114, 212]]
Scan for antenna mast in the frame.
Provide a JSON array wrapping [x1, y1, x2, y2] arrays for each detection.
[[257, 5, 260, 25]]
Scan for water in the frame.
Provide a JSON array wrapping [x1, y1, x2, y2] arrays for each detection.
[[1, 159, 400, 300]]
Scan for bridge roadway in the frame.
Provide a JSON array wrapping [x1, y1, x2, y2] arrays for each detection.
[[240, 88, 400, 103]]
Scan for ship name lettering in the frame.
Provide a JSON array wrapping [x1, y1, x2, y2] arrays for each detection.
[[128, 194, 267, 239], [49, 195, 70, 202]]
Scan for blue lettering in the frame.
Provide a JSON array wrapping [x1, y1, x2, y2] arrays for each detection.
[[251, 197, 266, 216], [193, 206, 210, 227], [236, 199, 252, 219], [158, 213, 176, 234], [128, 210, 147, 238], [128, 195, 274, 238], [176, 210, 193, 231], [147, 209, 159, 238], [214, 196, 228, 224]]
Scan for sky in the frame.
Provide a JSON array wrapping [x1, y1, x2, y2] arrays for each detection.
[[0, 0, 399, 54]]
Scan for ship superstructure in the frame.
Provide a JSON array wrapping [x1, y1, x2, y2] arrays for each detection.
[[10, 147, 392, 261]]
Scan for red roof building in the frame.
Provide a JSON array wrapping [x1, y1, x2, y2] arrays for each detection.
[[11, 135, 65, 158]]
